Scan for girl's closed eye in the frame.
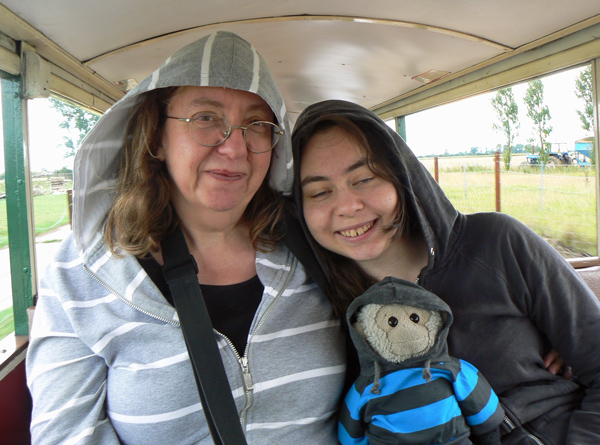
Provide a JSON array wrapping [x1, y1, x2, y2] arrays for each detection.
[[355, 176, 374, 185], [308, 189, 331, 199]]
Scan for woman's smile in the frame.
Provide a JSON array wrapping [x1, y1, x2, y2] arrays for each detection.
[[205, 169, 246, 181]]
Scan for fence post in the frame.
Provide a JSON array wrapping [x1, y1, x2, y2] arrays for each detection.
[[495, 151, 501, 212], [67, 189, 73, 229], [434, 157, 439, 182], [463, 164, 468, 202], [539, 163, 545, 210]]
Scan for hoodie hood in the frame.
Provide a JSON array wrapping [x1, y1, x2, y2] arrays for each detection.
[[291, 99, 460, 275], [347, 277, 453, 375], [346, 277, 453, 374], [72, 31, 293, 257]]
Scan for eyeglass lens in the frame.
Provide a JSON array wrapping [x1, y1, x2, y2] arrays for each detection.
[[190, 113, 280, 153]]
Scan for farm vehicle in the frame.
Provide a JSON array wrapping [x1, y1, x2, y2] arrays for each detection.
[[572, 139, 594, 166], [525, 151, 573, 165], [523, 140, 594, 166], [524, 142, 573, 166]]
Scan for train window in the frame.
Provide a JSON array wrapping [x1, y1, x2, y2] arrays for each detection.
[[405, 65, 597, 258], [0, 94, 98, 341]]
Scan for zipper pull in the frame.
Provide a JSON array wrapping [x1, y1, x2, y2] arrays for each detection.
[[503, 415, 515, 430], [240, 357, 254, 391]]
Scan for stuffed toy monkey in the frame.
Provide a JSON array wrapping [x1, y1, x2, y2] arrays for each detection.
[[338, 277, 504, 445]]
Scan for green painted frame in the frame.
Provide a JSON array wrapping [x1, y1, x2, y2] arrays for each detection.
[[2, 74, 33, 336]]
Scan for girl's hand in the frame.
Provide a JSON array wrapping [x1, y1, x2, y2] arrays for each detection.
[[544, 349, 573, 379]]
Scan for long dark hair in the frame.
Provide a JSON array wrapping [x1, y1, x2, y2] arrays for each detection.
[[295, 114, 412, 318]]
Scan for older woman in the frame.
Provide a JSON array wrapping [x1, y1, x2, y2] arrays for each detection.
[[26, 33, 346, 444]]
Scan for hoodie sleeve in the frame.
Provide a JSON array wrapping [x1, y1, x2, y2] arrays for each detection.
[[338, 384, 369, 445], [521, 233, 600, 443], [453, 359, 504, 436], [26, 275, 120, 444]]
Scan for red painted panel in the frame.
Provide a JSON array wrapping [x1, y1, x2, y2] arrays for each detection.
[[0, 360, 32, 445]]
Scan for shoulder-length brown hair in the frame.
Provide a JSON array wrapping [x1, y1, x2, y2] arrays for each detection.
[[104, 87, 284, 257], [296, 114, 412, 318]]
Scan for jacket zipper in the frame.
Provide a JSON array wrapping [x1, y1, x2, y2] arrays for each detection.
[[84, 266, 179, 326], [503, 416, 545, 445], [86, 257, 298, 433], [212, 331, 253, 432], [236, 257, 298, 430], [87, 264, 253, 431]]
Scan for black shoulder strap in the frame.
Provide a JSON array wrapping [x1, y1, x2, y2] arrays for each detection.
[[161, 225, 247, 445], [281, 199, 329, 293]]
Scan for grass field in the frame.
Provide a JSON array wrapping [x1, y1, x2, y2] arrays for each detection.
[[1, 180, 71, 341], [0, 307, 15, 341], [1, 166, 598, 256], [426, 158, 597, 257], [1, 180, 72, 249]]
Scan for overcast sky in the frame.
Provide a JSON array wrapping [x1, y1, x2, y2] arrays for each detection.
[[0, 96, 73, 174], [402, 65, 592, 157], [0, 65, 593, 174]]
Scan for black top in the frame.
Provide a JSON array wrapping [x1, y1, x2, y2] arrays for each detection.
[[138, 256, 264, 356]]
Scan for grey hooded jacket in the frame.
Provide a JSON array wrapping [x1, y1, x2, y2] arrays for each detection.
[[26, 32, 346, 444], [289, 99, 600, 444]]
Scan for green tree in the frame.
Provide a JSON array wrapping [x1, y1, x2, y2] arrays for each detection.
[[524, 79, 553, 165], [575, 65, 596, 165], [575, 65, 594, 132], [50, 98, 100, 158], [491, 88, 519, 170]]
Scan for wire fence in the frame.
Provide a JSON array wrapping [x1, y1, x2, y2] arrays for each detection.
[[420, 154, 597, 258]]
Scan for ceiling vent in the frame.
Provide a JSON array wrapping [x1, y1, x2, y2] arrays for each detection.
[[412, 69, 451, 84], [114, 78, 138, 92]]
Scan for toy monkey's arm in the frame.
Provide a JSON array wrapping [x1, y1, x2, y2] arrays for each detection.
[[471, 428, 501, 445], [453, 359, 504, 441], [338, 385, 368, 445]]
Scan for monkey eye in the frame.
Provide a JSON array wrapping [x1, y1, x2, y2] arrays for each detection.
[[388, 316, 398, 327], [410, 313, 420, 323]]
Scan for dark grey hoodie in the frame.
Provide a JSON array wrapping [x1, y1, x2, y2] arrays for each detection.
[[290, 99, 600, 444]]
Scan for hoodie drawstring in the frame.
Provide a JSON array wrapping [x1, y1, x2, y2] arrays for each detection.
[[422, 359, 432, 382], [371, 361, 381, 395]]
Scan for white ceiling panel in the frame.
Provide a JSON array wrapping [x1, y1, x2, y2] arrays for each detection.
[[0, 0, 598, 116]]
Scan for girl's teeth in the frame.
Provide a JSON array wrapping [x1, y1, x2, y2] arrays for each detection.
[[341, 222, 373, 237]]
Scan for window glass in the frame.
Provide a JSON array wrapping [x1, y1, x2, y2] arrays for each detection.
[[405, 65, 596, 258], [0, 96, 99, 341], [0, 83, 12, 341]]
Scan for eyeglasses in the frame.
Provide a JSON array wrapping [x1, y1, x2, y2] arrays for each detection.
[[166, 112, 284, 154]]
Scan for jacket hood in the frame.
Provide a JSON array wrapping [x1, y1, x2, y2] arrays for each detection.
[[347, 277, 453, 374], [72, 31, 293, 257], [291, 99, 460, 274]]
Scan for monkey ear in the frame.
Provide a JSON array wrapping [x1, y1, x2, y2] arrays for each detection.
[[353, 321, 366, 339]]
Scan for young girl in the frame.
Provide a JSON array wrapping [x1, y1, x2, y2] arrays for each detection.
[[290, 99, 600, 444]]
